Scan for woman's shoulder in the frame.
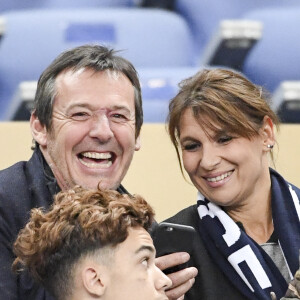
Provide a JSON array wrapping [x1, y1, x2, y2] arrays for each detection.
[[163, 204, 199, 227], [271, 168, 300, 197]]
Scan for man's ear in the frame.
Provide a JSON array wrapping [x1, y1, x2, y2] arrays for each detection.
[[135, 135, 141, 151], [260, 115, 275, 150], [30, 113, 48, 146], [82, 266, 108, 297]]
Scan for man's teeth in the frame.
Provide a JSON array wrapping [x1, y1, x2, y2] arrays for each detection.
[[79, 152, 112, 168], [207, 171, 232, 182], [82, 152, 111, 159], [80, 159, 112, 168]]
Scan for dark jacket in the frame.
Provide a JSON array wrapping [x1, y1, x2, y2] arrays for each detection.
[[164, 205, 246, 300], [0, 149, 55, 300]]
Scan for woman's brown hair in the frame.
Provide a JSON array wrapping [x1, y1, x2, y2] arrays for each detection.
[[168, 68, 279, 172]]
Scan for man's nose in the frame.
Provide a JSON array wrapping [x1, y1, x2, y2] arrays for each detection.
[[89, 113, 114, 142]]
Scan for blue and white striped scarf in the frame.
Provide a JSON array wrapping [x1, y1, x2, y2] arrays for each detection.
[[197, 168, 300, 300]]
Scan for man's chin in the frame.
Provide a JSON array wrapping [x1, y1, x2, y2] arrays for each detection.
[[80, 179, 120, 191]]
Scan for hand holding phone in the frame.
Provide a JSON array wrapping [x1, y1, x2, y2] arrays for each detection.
[[153, 222, 196, 274]]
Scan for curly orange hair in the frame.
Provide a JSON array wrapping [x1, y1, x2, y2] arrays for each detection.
[[13, 186, 154, 300]]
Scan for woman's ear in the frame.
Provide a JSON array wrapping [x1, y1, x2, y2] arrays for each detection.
[[260, 115, 275, 150], [30, 112, 48, 146]]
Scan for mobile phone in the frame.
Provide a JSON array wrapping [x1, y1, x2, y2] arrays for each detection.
[[153, 222, 196, 274]]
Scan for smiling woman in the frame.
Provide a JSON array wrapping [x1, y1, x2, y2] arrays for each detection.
[[163, 68, 300, 300]]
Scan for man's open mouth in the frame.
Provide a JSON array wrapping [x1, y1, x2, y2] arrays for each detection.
[[78, 151, 115, 168]]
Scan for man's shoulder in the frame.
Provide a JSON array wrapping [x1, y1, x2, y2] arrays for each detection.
[[0, 151, 52, 237], [0, 151, 45, 201], [0, 160, 28, 182], [0, 152, 39, 185]]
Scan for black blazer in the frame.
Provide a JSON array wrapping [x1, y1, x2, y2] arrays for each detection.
[[163, 205, 247, 300], [0, 149, 55, 300]]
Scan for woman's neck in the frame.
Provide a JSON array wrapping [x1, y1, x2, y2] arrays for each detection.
[[225, 176, 273, 244]]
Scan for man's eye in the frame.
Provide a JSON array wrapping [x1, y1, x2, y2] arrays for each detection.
[[112, 113, 126, 118], [71, 112, 90, 121], [110, 113, 128, 122]]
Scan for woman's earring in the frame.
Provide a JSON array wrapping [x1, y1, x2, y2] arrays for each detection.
[[267, 144, 274, 149]]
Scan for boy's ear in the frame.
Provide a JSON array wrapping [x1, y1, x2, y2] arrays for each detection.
[[30, 113, 48, 146], [82, 265, 108, 297]]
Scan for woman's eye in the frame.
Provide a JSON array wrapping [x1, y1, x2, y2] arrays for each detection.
[[182, 143, 200, 151], [218, 136, 232, 144]]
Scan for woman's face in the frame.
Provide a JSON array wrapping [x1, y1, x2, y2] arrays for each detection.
[[179, 108, 272, 208]]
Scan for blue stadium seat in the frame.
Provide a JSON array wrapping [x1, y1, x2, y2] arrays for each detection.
[[0, 0, 134, 12], [242, 7, 300, 92], [175, 0, 300, 62], [139, 67, 200, 122], [272, 81, 300, 123], [0, 8, 194, 119]]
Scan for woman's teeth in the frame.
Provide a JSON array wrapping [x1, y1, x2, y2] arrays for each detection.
[[206, 171, 233, 182]]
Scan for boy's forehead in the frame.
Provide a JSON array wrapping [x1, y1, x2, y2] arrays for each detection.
[[117, 227, 154, 254]]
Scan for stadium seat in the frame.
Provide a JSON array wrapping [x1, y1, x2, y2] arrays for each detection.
[[272, 81, 300, 123], [242, 7, 300, 92], [0, 8, 194, 119], [139, 67, 200, 122], [174, 0, 300, 63], [0, 0, 135, 12], [200, 19, 263, 70]]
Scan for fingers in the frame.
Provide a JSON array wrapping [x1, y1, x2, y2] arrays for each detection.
[[166, 267, 197, 299], [270, 292, 277, 300], [166, 278, 195, 300], [167, 266, 197, 289], [155, 252, 198, 300], [155, 252, 190, 270], [166, 266, 197, 300]]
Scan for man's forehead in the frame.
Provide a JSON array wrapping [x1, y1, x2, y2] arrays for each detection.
[[56, 67, 127, 84], [53, 68, 135, 111]]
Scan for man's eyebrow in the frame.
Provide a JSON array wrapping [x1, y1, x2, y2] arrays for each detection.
[[65, 103, 92, 112], [66, 103, 132, 113], [135, 245, 155, 255], [110, 105, 134, 115], [111, 105, 131, 111]]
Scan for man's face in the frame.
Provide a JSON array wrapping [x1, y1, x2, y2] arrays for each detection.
[[104, 227, 172, 300], [36, 68, 140, 190]]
